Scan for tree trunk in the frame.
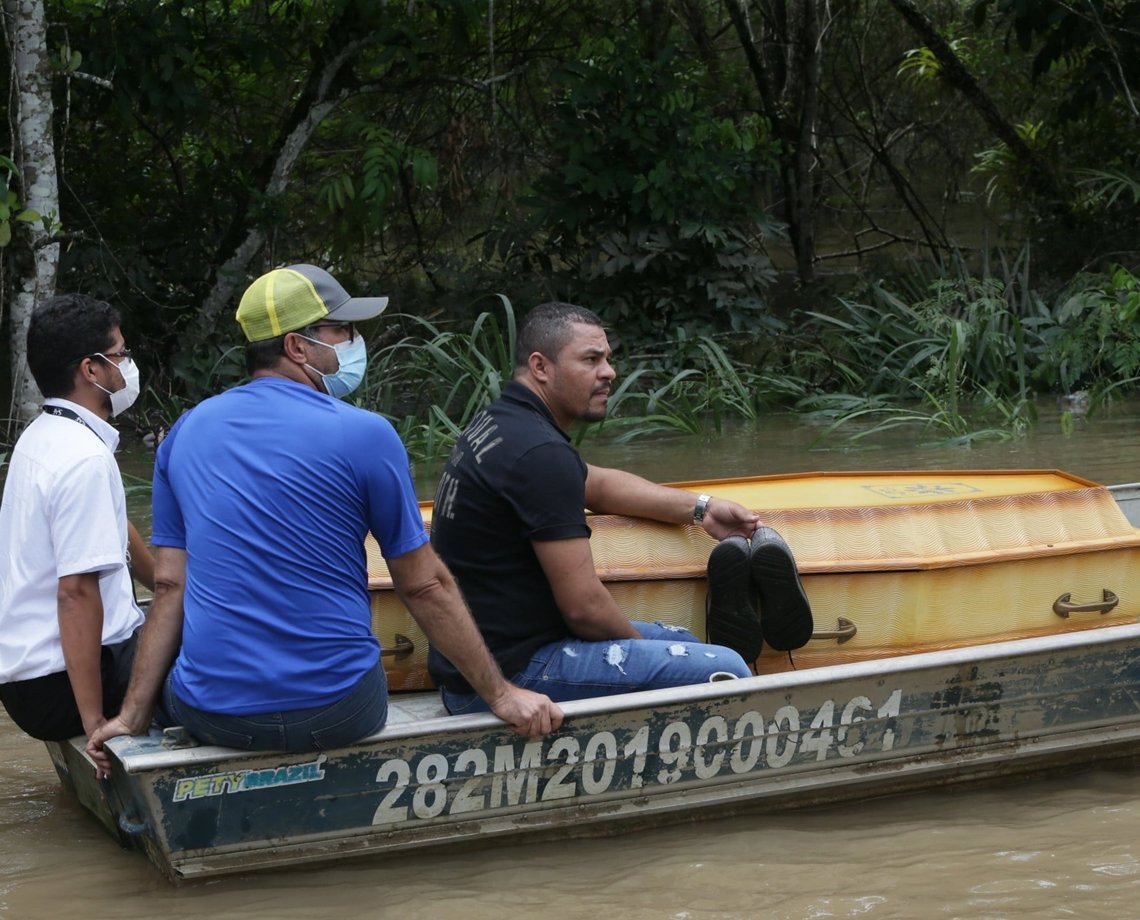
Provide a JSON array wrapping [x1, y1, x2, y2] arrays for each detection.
[[198, 91, 346, 331], [4, 0, 61, 427], [785, 0, 820, 290], [725, 0, 820, 290], [197, 33, 371, 330], [886, 0, 1064, 206]]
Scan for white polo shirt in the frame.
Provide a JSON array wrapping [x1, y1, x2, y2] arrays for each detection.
[[0, 398, 145, 683]]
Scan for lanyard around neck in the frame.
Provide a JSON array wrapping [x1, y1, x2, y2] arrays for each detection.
[[42, 404, 102, 441]]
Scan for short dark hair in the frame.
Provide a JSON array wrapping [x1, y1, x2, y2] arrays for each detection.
[[27, 294, 120, 398], [244, 323, 324, 373], [515, 302, 604, 370], [245, 335, 288, 374]]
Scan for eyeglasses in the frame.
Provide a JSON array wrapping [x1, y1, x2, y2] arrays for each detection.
[[68, 348, 132, 365], [307, 323, 355, 343]]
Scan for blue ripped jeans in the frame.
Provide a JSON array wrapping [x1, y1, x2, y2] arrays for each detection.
[[441, 621, 751, 715]]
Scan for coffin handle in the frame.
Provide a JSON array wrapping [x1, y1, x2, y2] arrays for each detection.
[[1052, 589, 1119, 619], [810, 617, 857, 644], [381, 634, 415, 660]]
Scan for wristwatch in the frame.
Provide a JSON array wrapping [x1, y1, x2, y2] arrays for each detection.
[[693, 493, 712, 524]]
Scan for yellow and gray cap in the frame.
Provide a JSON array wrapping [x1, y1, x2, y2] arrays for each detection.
[[236, 264, 389, 343]]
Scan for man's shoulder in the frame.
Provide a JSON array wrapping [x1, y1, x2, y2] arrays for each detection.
[[12, 413, 110, 470], [454, 401, 571, 478], [483, 388, 564, 443]]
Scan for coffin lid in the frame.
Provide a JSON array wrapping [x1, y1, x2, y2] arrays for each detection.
[[367, 470, 1140, 585]]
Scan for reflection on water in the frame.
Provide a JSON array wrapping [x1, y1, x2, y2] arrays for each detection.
[[4, 397, 1140, 917]]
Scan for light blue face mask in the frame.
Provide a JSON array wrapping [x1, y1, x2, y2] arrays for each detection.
[[301, 333, 368, 398]]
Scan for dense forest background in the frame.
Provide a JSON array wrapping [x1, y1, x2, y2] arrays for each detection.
[[3, 0, 1139, 455]]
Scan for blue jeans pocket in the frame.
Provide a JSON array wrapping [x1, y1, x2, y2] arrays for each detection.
[[168, 703, 256, 749], [306, 660, 389, 750]]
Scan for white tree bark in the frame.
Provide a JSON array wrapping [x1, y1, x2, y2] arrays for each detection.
[[198, 42, 367, 329], [4, 0, 60, 425]]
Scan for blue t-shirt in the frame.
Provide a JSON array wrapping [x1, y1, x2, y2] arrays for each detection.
[[153, 377, 428, 715]]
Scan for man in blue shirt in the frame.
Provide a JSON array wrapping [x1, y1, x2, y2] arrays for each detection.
[[89, 265, 560, 774]]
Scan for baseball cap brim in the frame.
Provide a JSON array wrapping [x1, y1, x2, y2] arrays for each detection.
[[323, 294, 389, 323]]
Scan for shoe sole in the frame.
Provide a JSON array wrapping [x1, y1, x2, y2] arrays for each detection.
[[750, 527, 814, 651], [706, 535, 763, 662]]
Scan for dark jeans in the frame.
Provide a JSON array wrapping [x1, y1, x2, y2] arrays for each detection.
[[442, 620, 751, 715], [0, 632, 139, 741], [157, 657, 389, 753]]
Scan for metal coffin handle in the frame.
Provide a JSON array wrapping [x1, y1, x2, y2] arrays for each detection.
[[1052, 589, 1119, 619], [380, 633, 415, 660], [810, 617, 857, 644]]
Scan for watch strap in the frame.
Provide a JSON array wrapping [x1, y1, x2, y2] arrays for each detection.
[[693, 493, 712, 524]]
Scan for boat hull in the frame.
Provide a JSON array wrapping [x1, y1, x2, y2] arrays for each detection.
[[48, 622, 1140, 880]]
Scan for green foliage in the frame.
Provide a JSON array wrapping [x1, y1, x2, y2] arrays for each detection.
[[352, 295, 806, 462], [1033, 265, 1140, 396], [13, 0, 1136, 436], [314, 122, 439, 247], [358, 295, 519, 460], [504, 35, 783, 342], [0, 158, 43, 247], [971, 120, 1045, 205], [1075, 169, 1140, 210], [792, 253, 1140, 446], [963, 1, 1140, 266], [798, 388, 1030, 450], [898, 38, 971, 88], [582, 332, 807, 444], [147, 325, 246, 431], [970, 0, 1140, 121]]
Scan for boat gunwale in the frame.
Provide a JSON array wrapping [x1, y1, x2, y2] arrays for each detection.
[[102, 619, 1140, 774]]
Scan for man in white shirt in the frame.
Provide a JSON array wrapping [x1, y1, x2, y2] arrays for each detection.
[[0, 293, 150, 740]]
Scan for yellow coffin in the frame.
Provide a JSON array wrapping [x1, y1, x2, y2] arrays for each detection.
[[367, 470, 1140, 690]]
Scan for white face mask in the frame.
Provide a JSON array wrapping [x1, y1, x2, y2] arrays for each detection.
[[94, 355, 141, 417]]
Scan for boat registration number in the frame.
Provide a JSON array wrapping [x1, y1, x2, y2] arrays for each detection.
[[371, 688, 902, 825]]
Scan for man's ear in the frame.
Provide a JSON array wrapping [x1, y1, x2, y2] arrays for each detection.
[[527, 351, 551, 382], [282, 331, 309, 363], [75, 355, 100, 387]]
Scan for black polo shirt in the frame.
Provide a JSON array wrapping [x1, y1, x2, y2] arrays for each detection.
[[428, 381, 591, 692]]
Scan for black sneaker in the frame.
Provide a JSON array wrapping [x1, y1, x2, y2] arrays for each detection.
[[706, 535, 763, 662], [750, 526, 813, 651]]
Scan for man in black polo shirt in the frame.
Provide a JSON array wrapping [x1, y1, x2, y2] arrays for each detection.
[[428, 302, 813, 713]]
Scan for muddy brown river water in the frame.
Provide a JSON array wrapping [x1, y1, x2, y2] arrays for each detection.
[[3, 398, 1139, 918]]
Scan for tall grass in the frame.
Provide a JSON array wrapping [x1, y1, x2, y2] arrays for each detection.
[[789, 245, 1140, 448], [125, 258, 1140, 466], [359, 297, 805, 460]]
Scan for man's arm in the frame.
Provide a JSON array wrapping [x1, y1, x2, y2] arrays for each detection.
[[57, 571, 108, 737], [127, 520, 155, 592], [585, 465, 759, 540], [85, 546, 187, 777], [532, 538, 639, 640], [388, 544, 562, 737]]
